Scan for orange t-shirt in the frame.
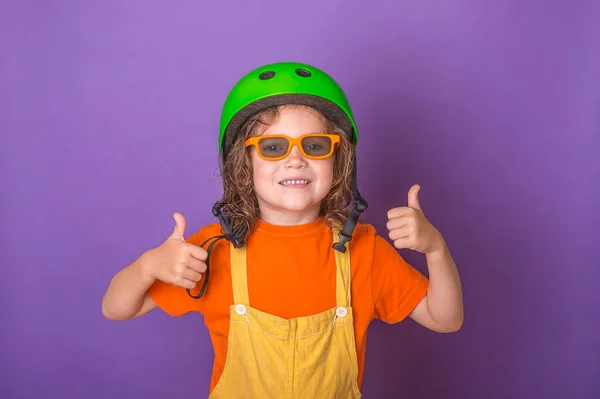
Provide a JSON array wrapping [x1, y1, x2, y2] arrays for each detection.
[[147, 218, 428, 393]]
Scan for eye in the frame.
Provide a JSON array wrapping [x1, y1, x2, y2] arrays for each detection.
[[262, 144, 283, 153], [306, 143, 323, 151]]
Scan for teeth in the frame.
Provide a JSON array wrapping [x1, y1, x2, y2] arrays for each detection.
[[281, 180, 308, 186]]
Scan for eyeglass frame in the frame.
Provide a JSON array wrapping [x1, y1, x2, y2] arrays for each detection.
[[244, 133, 341, 161]]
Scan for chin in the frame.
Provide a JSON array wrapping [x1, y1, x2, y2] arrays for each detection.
[[277, 199, 319, 212], [257, 196, 322, 216]]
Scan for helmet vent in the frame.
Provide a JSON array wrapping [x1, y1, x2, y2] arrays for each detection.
[[259, 71, 276, 80], [295, 68, 312, 77]]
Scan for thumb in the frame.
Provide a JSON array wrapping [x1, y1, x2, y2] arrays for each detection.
[[407, 184, 422, 210], [171, 212, 187, 240]]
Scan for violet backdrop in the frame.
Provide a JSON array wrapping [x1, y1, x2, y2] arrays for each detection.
[[1, 1, 598, 398]]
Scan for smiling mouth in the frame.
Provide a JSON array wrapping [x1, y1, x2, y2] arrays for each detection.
[[279, 179, 310, 186]]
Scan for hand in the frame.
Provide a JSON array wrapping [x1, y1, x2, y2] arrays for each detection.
[[386, 184, 444, 254], [143, 213, 208, 289]]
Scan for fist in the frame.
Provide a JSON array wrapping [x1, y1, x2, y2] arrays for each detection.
[[145, 213, 208, 289], [386, 184, 444, 254]]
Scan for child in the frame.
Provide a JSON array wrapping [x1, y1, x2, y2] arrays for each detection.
[[102, 62, 463, 398]]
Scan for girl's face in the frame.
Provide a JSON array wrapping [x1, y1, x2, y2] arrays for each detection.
[[249, 106, 335, 225]]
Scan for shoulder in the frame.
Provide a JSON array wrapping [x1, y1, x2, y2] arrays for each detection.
[[185, 222, 224, 246], [344, 222, 380, 259], [348, 222, 379, 246], [347, 221, 397, 256], [353, 222, 378, 236]]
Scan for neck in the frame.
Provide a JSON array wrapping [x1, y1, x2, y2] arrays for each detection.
[[258, 204, 321, 226]]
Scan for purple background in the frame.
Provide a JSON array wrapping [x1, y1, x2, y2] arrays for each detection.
[[1, 1, 598, 398]]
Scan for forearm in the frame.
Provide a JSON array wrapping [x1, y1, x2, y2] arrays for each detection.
[[424, 239, 464, 331], [102, 254, 156, 320]]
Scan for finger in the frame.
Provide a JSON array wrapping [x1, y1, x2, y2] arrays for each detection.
[[181, 267, 203, 283], [386, 216, 411, 232], [186, 256, 208, 273], [392, 236, 413, 250], [185, 243, 208, 261], [389, 226, 411, 241], [387, 206, 410, 220], [408, 184, 421, 210], [171, 213, 187, 240], [172, 275, 197, 290]]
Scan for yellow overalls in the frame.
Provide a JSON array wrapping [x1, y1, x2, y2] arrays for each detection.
[[208, 232, 363, 398]]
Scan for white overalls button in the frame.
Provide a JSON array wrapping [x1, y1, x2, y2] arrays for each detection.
[[336, 307, 348, 318], [235, 304, 247, 315]]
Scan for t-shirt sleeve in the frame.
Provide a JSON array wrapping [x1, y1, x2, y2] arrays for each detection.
[[146, 229, 207, 317], [371, 234, 429, 324]]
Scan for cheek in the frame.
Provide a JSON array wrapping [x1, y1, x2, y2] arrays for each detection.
[[314, 159, 335, 185], [251, 155, 277, 183], [324, 158, 335, 179]]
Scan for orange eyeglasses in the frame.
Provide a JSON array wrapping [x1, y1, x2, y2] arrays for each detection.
[[244, 133, 340, 161]]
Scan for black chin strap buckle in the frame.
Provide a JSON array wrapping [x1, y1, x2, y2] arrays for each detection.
[[333, 195, 368, 253], [212, 201, 245, 248], [333, 231, 352, 252], [353, 197, 368, 213]]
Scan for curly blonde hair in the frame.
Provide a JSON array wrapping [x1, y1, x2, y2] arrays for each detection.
[[218, 105, 355, 240]]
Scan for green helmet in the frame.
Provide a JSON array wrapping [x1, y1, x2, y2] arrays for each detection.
[[218, 62, 358, 166], [214, 62, 367, 252]]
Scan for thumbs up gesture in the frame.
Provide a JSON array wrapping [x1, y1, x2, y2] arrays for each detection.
[[144, 213, 208, 289], [386, 185, 444, 254]]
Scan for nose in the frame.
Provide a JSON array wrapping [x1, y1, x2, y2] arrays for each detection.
[[284, 144, 307, 168]]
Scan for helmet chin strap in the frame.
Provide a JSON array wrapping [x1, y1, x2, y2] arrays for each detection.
[[184, 150, 244, 299], [212, 150, 247, 248], [332, 152, 368, 253], [214, 148, 367, 252]]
